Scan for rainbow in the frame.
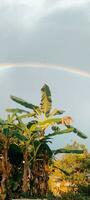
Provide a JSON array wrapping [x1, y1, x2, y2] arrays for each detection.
[[0, 63, 90, 78]]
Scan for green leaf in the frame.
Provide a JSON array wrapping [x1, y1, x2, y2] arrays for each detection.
[[52, 126, 61, 132], [11, 95, 39, 110], [35, 141, 52, 158], [53, 148, 84, 155], [41, 142, 52, 158], [46, 127, 74, 138], [0, 118, 5, 125], [34, 107, 41, 116], [59, 168, 70, 176], [54, 165, 70, 176], [73, 127, 87, 139], [40, 84, 52, 116], [16, 112, 36, 120], [8, 144, 23, 166], [3, 128, 9, 136], [38, 117, 62, 127], [27, 120, 38, 129], [12, 182, 19, 191], [50, 108, 65, 117], [12, 130, 28, 141], [6, 108, 29, 113]]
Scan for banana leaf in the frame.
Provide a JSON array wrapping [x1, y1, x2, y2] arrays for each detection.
[[0, 118, 5, 125], [53, 148, 84, 155], [73, 127, 87, 139], [45, 127, 74, 138], [11, 130, 28, 141], [11, 95, 39, 110], [50, 108, 65, 117], [40, 84, 52, 116], [46, 126, 87, 139], [38, 117, 62, 126], [6, 108, 29, 113], [53, 165, 70, 176]]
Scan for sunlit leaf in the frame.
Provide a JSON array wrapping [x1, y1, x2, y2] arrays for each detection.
[[38, 118, 62, 127], [6, 108, 29, 114], [54, 165, 70, 176], [40, 84, 52, 116]]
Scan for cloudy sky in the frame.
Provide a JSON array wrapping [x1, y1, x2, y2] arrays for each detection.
[[0, 0, 90, 69], [0, 0, 90, 150]]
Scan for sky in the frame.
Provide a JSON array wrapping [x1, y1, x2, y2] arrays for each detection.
[[0, 0, 90, 69], [0, 0, 90, 150]]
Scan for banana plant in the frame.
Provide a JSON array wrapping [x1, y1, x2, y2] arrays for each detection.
[[9, 84, 87, 146], [6, 84, 87, 197], [0, 114, 28, 200]]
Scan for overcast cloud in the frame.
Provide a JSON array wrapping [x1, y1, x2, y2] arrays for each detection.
[[0, 0, 90, 71]]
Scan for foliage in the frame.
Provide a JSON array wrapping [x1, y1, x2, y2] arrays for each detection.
[[0, 84, 87, 199], [47, 190, 90, 200], [49, 142, 90, 197]]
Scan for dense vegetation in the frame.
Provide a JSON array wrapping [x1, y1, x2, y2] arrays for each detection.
[[49, 142, 90, 198], [0, 84, 88, 199]]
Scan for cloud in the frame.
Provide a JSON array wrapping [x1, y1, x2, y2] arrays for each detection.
[[0, 0, 89, 29], [0, 0, 89, 33], [45, 0, 89, 9], [0, 0, 90, 71]]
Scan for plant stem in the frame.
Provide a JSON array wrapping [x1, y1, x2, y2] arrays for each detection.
[[22, 149, 29, 193], [1, 139, 11, 200]]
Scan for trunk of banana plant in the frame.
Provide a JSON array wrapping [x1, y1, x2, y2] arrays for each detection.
[[30, 154, 49, 197], [22, 150, 29, 193], [1, 139, 11, 200]]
